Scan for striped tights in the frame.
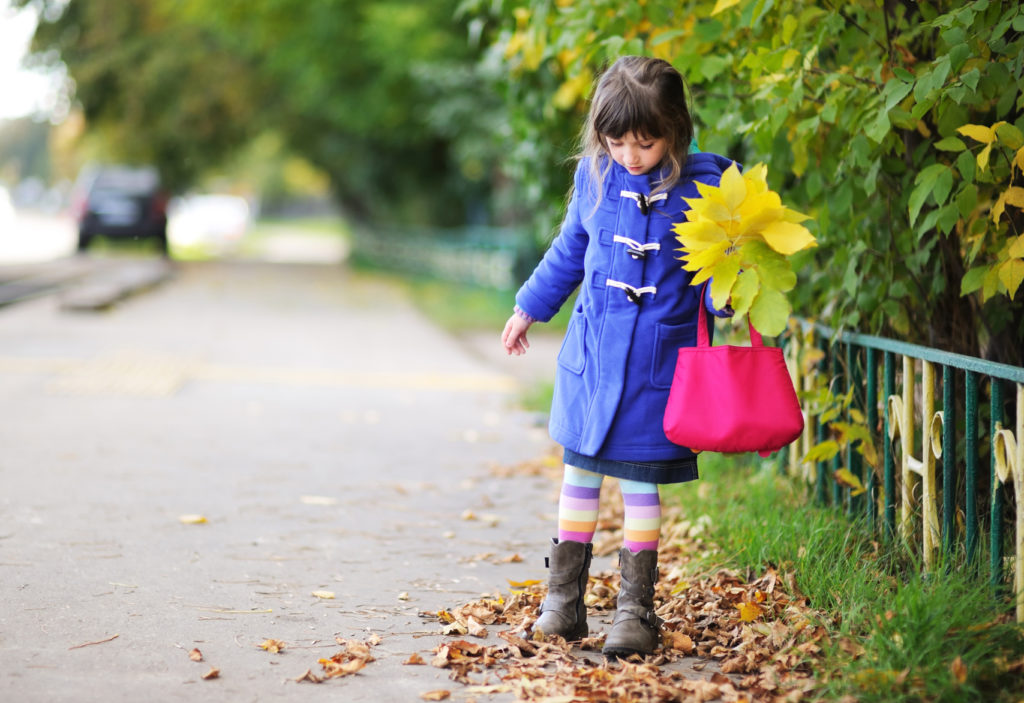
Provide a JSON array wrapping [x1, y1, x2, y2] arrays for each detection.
[[556, 464, 661, 552]]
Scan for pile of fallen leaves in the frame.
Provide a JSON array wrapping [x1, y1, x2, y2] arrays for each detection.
[[422, 452, 834, 701]]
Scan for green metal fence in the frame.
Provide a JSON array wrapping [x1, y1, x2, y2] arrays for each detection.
[[784, 322, 1024, 620]]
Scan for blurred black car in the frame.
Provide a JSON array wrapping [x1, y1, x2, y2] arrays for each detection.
[[73, 165, 169, 254]]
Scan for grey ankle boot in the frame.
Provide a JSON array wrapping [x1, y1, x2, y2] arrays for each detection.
[[533, 538, 593, 640], [602, 547, 661, 658]]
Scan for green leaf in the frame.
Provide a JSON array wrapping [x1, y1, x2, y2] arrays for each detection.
[[709, 255, 741, 310], [956, 150, 976, 180], [650, 29, 685, 46], [908, 163, 946, 224], [749, 286, 790, 337], [934, 136, 966, 152], [865, 109, 891, 143], [700, 55, 731, 80], [961, 265, 989, 296], [746, 241, 797, 291], [882, 78, 914, 111], [996, 122, 1024, 150], [937, 204, 959, 234], [804, 440, 840, 464], [947, 43, 970, 73], [957, 184, 978, 218], [893, 67, 915, 82], [843, 258, 859, 296], [730, 267, 759, 318], [932, 167, 954, 207], [960, 68, 980, 91]]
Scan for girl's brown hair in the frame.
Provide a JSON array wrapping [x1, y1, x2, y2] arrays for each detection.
[[579, 56, 694, 202]]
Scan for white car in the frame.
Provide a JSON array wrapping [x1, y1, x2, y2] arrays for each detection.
[[168, 194, 251, 253]]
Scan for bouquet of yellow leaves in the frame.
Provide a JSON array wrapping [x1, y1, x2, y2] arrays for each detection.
[[673, 162, 816, 336]]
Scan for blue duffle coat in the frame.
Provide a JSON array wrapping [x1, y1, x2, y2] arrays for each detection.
[[515, 153, 735, 465]]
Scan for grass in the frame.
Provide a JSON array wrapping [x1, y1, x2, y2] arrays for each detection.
[[665, 454, 1024, 702]]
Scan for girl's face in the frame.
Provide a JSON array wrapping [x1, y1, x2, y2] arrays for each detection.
[[605, 132, 667, 176]]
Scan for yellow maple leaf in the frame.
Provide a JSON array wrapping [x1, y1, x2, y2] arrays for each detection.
[[760, 220, 818, 256], [737, 601, 763, 622]]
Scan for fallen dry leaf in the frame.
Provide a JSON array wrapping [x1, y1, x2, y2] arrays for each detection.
[[311, 637, 379, 680], [294, 668, 324, 684], [188, 648, 203, 662], [466, 616, 487, 638], [420, 691, 451, 701], [201, 666, 220, 680], [951, 655, 968, 685], [738, 601, 764, 622], [258, 639, 286, 654], [404, 653, 425, 665], [311, 590, 335, 600], [665, 631, 694, 654]]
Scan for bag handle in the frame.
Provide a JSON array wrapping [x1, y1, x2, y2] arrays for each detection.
[[696, 282, 763, 348]]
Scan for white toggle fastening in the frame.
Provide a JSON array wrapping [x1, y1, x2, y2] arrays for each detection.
[[606, 279, 657, 304], [619, 190, 667, 215], [613, 235, 661, 259]]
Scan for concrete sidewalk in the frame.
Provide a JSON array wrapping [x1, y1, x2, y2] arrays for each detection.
[[0, 260, 568, 702]]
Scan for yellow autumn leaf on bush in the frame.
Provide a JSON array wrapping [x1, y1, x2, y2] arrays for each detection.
[[833, 467, 867, 496], [673, 162, 816, 335]]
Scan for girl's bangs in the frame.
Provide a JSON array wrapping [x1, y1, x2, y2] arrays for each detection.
[[593, 99, 662, 140]]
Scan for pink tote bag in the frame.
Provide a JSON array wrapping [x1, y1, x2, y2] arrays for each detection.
[[663, 289, 804, 457]]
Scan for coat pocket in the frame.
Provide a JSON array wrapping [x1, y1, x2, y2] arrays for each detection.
[[650, 320, 697, 389], [557, 305, 587, 375]]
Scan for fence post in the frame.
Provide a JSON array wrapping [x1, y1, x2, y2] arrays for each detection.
[[966, 370, 979, 567], [866, 348, 879, 528], [991, 379, 1005, 590], [848, 344, 864, 516], [943, 365, 956, 559], [816, 336, 829, 505], [832, 343, 844, 507], [883, 351, 897, 540]]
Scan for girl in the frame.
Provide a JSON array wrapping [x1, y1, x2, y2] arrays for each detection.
[[502, 56, 734, 658]]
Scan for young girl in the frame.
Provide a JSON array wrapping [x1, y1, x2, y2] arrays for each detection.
[[502, 56, 734, 658]]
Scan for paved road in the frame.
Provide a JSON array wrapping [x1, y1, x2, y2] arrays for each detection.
[[0, 257, 565, 702]]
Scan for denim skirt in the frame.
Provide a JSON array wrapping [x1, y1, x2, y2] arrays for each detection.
[[562, 447, 699, 485]]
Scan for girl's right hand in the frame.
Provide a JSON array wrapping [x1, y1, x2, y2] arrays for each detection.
[[502, 314, 532, 356]]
